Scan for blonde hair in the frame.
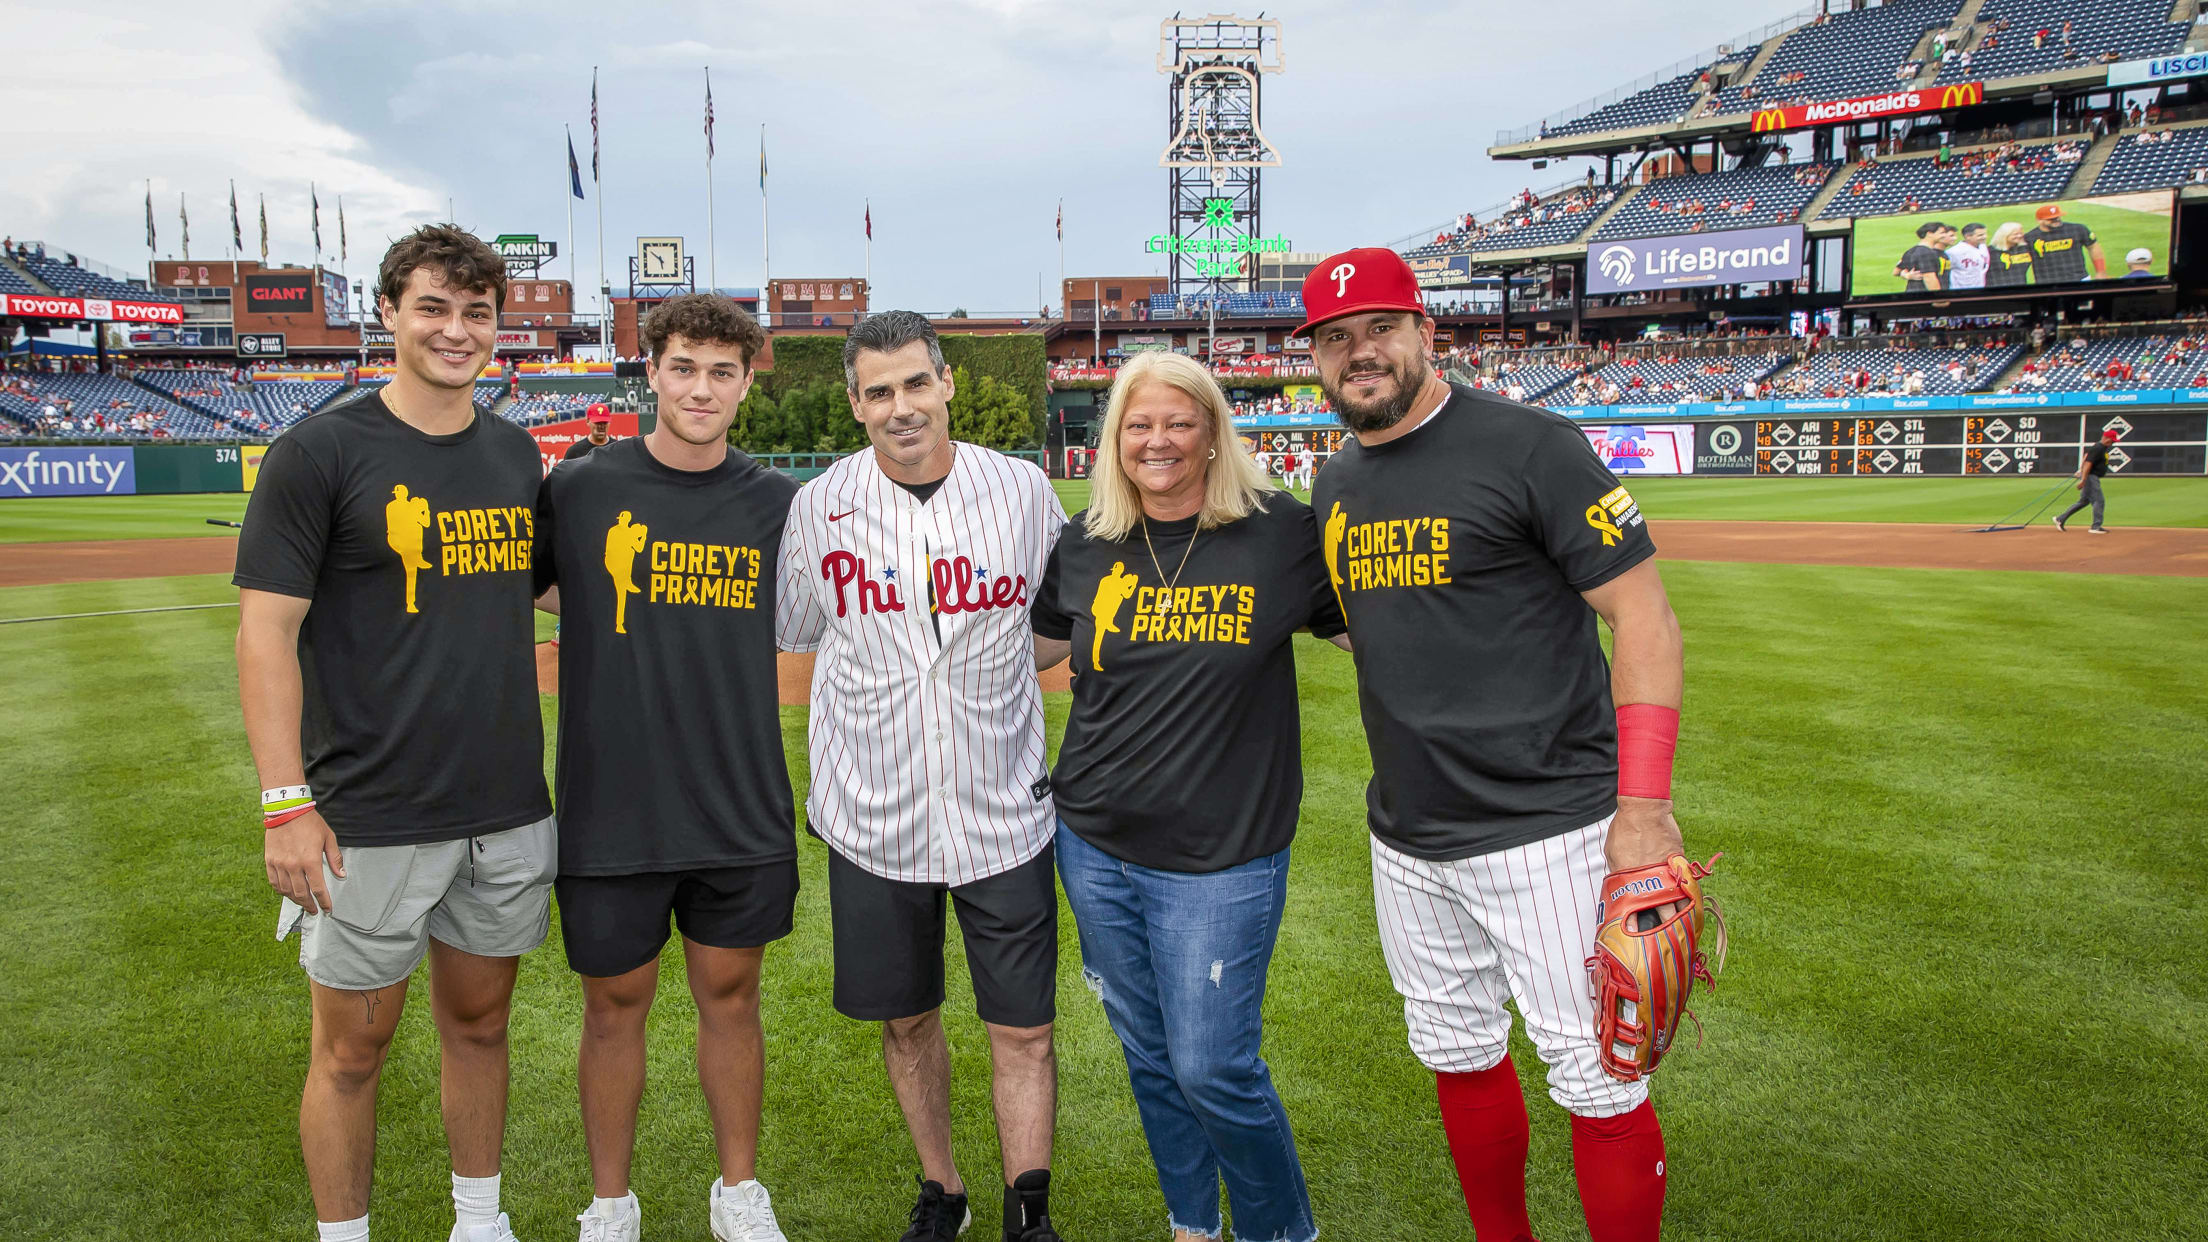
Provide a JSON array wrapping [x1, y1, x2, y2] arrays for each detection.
[[1085, 351, 1275, 542], [1992, 222, 2025, 250]]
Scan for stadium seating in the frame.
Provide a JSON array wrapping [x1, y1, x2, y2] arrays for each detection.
[[18, 255, 176, 305], [503, 393, 590, 424], [1712, 0, 1961, 114], [1935, 0, 2188, 83], [1769, 342, 2025, 397], [1999, 332, 2208, 391], [2089, 127, 2208, 195], [135, 370, 347, 434], [0, 264, 38, 296], [1815, 141, 2086, 220], [1144, 291, 1305, 319], [1550, 352, 1794, 405], [1592, 163, 1837, 241], [1474, 363, 1582, 402], [0, 373, 229, 438]]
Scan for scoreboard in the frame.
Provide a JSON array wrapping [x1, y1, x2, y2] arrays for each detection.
[[1734, 412, 2206, 476]]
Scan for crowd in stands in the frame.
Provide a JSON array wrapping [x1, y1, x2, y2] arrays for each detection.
[[1996, 331, 2208, 392], [1420, 182, 1618, 255], [1771, 341, 2023, 398], [1146, 291, 1306, 320], [1820, 139, 2085, 220]]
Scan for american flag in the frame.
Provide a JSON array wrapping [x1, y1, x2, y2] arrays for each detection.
[[230, 181, 242, 253], [180, 194, 189, 260], [704, 71, 715, 159], [1056, 200, 1062, 241], [338, 198, 347, 264], [311, 184, 321, 252], [144, 184, 155, 252], [591, 68, 600, 183]]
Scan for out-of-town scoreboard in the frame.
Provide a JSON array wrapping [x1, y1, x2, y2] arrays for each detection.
[[1739, 412, 2206, 475]]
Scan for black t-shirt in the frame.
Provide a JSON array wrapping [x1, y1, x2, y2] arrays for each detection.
[[1898, 244, 1949, 293], [534, 437, 800, 874], [1988, 245, 2035, 287], [1312, 385, 1657, 860], [1032, 496, 1345, 872], [2085, 442, 2112, 476], [233, 392, 551, 846], [562, 436, 608, 461], [2029, 221, 2097, 284]]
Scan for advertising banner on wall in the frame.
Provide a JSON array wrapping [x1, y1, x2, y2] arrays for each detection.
[[1577, 423, 1694, 474], [0, 447, 137, 496], [322, 270, 352, 326], [2107, 53, 2208, 89], [0, 293, 183, 324], [1749, 81, 1983, 133], [1587, 225, 1804, 294], [243, 272, 316, 313], [1408, 253, 1473, 288], [528, 413, 641, 474]]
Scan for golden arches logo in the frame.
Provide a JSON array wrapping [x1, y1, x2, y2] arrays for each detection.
[[1750, 107, 1787, 133], [1938, 82, 1983, 109]]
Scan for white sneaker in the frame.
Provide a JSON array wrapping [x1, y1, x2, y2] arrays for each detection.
[[576, 1196, 641, 1242], [711, 1177, 790, 1242], [461, 1213, 521, 1242]]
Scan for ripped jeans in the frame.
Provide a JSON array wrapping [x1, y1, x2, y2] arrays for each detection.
[[1056, 822, 1317, 1242]]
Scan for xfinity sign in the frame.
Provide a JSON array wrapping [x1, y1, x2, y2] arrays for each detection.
[[1585, 224, 1804, 295]]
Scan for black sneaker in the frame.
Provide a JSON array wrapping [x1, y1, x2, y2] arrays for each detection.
[[1002, 1169, 1059, 1242], [898, 1178, 970, 1241]]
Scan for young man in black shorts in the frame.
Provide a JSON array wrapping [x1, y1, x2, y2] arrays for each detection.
[[534, 294, 798, 1242], [237, 225, 554, 1242]]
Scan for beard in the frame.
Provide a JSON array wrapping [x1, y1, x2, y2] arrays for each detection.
[[1325, 353, 1427, 434]]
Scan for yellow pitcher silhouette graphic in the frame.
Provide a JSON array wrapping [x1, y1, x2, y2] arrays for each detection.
[[1323, 501, 1348, 618], [604, 510, 649, 634], [384, 483, 432, 614], [1088, 561, 1140, 670]]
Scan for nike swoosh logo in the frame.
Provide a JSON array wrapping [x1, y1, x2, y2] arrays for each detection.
[[828, 509, 858, 522]]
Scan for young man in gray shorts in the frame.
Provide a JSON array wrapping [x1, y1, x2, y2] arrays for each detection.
[[235, 224, 556, 1242]]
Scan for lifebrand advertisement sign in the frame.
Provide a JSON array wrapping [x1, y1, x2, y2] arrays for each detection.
[[1586, 224, 1804, 294]]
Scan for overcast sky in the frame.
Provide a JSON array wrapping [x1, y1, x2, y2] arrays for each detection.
[[6, 0, 1788, 314]]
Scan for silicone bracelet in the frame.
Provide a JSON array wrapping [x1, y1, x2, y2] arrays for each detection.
[[263, 803, 317, 830]]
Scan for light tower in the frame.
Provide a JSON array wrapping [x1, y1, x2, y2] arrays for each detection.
[[1158, 14, 1283, 299]]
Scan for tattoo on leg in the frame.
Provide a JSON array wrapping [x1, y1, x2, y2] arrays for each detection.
[[363, 989, 382, 1025]]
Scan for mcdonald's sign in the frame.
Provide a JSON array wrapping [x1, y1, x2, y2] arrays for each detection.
[[1745, 81, 1984, 134]]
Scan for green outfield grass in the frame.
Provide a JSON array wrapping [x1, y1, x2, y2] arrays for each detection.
[[1848, 190, 2174, 297], [0, 476, 2202, 548], [2, 563, 2202, 1240]]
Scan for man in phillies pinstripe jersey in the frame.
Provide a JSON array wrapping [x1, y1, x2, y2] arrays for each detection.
[[776, 312, 1070, 1242], [1306, 249, 1695, 1242]]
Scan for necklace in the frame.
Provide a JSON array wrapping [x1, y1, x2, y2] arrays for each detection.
[[1140, 517, 1199, 612]]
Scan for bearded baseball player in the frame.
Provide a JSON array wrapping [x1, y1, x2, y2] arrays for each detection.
[[776, 311, 1070, 1242], [1306, 248, 1715, 1242]]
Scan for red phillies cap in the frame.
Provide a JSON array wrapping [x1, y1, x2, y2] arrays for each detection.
[[2102, 427, 2120, 440], [586, 403, 611, 423], [1298, 247, 1424, 337], [2035, 204, 2063, 221]]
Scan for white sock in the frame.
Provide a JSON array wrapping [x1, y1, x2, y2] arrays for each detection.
[[453, 1172, 501, 1227], [588, 1192, 638, 1219], [316, 1215, 369, 1242]]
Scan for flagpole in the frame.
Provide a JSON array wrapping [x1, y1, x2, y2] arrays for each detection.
[[566, 125, 579, 297], [760, 124, 770, 327], [1057, 199, 1064, 318], [865, 200, 871, 295], [704, 68, 717, 292], [594, 67, 608, 355]]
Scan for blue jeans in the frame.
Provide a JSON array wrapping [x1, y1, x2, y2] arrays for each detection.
[[1056, 822, 1316, 1242]]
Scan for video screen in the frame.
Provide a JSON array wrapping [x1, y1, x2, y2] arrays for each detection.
[[1847, 190, 2173, 297]]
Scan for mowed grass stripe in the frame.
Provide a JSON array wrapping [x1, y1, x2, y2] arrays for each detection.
[[2, 564, 2204, 1240]]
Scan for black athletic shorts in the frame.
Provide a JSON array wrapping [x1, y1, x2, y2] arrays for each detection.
[[826, 844, 1058, 1027], [556, 860, 799, 978]]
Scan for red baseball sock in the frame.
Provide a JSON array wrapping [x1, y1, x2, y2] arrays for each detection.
[[1435, 1060, 1536, 1242], [1570, 1100, 1667, 1242]]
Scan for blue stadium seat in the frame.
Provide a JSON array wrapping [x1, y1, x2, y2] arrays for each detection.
[[17, 255, 178, 306], [1544, 352, 1794, 405], [1145, 290, 1305, 320], [1998, 332, 2208, 392], [0, 372, 226, 438], [1712, 0, 1962, 115], [1769, 343, 2024, 397], [1935, 0, 2187, 84], [1593, 163, 1838, 241], [1815, 140, 2086, 220], [2089, 127, 2208, 195]]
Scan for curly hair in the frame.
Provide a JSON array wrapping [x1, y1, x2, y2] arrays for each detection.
[[375, 224, 509, 317], [641, 293, 767, 368]]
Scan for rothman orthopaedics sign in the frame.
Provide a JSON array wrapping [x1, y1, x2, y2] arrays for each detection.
[[1585, 225, 1804, 295]]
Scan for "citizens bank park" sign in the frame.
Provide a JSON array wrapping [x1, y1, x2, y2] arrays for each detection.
[[1750, 81, 1983, 134]]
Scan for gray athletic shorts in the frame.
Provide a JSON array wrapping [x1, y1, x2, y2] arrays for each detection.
[[276, 816, 558, 991]]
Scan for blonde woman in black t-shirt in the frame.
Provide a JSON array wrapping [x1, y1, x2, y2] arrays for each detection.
[[1032, 351, 1346, 1242]]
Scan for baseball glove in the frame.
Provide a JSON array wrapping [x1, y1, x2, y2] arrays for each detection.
[[1587, 852, 1726, 1082]]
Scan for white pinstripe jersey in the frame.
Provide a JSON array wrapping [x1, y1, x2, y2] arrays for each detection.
[[775, 444, 1068, 885]]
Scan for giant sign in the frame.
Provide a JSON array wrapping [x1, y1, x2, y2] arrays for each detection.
[[0, 293, 183, 324], [2107, 53, 2208, 89], [1749, 81, 1983, 133], [1586, 224, 1803, 294], [243, 272, 316, 313], [0, 447, 136, 497]]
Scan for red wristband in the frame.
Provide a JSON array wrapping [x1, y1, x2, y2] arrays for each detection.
[[1616, 703, 1679, 801], [263, 804, 316, 830]]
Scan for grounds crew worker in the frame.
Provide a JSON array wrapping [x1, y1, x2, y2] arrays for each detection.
[[2055, 427, 2121, 534], [236, 225, 553, 1242], [1307, 246, 1699, 1242]]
